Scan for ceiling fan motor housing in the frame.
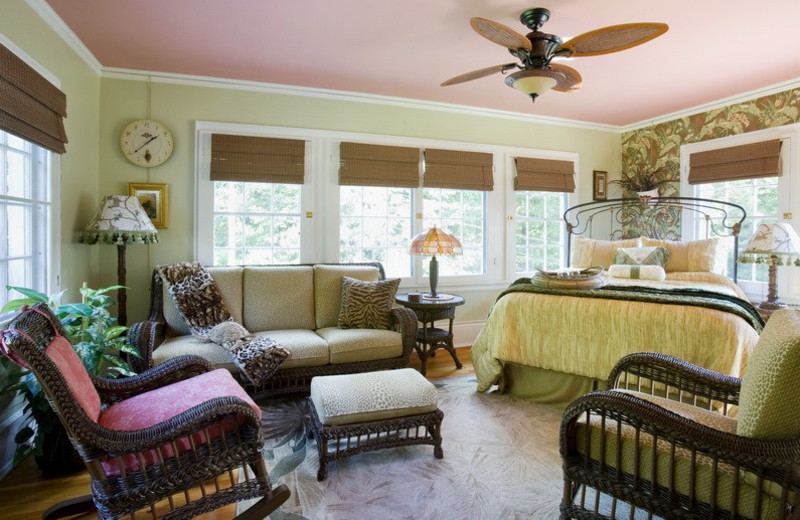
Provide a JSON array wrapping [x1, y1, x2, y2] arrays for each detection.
[[523, 31, 562, 67]]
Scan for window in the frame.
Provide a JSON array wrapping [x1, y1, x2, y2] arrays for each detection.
[[0, 130, 53, 308], [421, 188, 485, 276], [681, 126, 799, 300], [212, 181, 302, 265]]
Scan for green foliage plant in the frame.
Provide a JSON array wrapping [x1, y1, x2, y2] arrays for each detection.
[[609, 168, 672, 194], [0, 285, 138, 464]]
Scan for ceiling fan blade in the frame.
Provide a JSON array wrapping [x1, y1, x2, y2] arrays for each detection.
[[441, 63, 517, 86], [550, 64, 582, 92], [470, 17, 532, 51], [557, 23, 668, 57]]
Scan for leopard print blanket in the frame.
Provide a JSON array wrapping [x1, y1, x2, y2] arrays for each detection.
[[158, 262, 289, 385]]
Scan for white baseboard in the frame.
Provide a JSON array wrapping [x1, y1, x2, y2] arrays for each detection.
[[453, 320, 483, 348]]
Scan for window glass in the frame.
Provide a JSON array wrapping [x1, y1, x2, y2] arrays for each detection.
[[212, 181, 302, 266], [0, 130, 51, 308], [514, 190, 567, 273], [339, 186, 413, 277], [422, 188, 485, 276]]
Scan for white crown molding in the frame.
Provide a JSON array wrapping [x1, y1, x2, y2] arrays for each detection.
[[622, 77, 800, 133], [101, 67, 620, 133], [25, 0, 101, 75]]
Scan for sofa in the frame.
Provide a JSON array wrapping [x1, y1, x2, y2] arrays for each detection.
[[128, 262, 418, 396]]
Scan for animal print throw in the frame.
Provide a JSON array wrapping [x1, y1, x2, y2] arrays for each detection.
[[157, 262, 289, 385]]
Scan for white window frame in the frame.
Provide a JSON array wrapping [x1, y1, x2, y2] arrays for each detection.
[[0, 37, 60, 313], [194, 122, 579, 291], [504, 150, 579, 278], [680, 124, 800, 303]]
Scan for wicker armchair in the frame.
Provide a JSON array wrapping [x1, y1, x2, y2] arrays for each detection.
[[560, 308, 800, 520], [1, 303, 289, 520]]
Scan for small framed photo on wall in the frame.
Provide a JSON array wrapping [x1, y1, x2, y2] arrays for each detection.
[[593, 170, 608, 201], [128, 182, 169, 228]]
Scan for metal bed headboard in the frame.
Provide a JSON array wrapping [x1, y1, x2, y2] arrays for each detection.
[[563, 196, 747, 282]]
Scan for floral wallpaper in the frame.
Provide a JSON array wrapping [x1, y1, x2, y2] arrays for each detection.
[[621, 87, 800, 196]]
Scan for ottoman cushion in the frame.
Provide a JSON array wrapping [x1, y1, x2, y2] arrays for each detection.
[[310, 368, 438, 426]]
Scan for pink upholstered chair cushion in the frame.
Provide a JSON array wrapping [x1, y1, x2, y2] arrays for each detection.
[[45, 336, 102, 422], [98, 369, 260, 476]]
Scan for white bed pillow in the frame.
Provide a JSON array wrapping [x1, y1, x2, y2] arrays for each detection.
[[571, 237, 641, 270], [608, 264, 667, 281], [641, 236, 726, 274]]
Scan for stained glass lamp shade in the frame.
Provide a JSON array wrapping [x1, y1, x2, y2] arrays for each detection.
[[408, 226, 462, 298]]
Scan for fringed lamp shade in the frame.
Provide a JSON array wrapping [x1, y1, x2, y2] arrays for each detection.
[[78, 196, 159, 245], [739, 222, 800, 311], [408, 226, 462, 298], [78, 196, 159, 326]]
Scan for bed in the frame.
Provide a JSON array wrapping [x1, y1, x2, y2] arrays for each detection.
[[471, 196, 765, 402]]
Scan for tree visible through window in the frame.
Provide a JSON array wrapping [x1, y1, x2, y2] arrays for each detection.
[[515, 190, 567, 272]]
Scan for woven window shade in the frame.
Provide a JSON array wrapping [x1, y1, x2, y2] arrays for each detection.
[[423, 149, 494, 191], [0, 44, 67, 154], [688, 139, 782, 184], [339, 142, 420, 187], [514, 157, 575, 192], [210, 134, 305, 184]]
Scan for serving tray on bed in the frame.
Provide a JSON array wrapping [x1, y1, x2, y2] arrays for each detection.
[[530, 267, 607, 290]]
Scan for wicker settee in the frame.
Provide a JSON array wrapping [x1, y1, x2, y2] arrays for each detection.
[[129, 262, 417, 397]]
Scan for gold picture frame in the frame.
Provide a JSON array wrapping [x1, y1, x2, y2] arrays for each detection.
[[128, 182, 169, 228], [593, 170, 608, 201]]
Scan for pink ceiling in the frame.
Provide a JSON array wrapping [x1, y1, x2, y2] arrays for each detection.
[[45, 0, 800, 127]]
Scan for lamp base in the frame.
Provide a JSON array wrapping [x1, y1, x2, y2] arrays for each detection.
[[758, 300, 787, 312], [423, 293, 454, 301]]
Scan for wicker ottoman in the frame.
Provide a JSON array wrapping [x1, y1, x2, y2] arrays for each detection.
[[307, 368, 444, 481]]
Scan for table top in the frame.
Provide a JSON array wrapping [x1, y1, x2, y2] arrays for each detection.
[[395, 293, 465, 310]]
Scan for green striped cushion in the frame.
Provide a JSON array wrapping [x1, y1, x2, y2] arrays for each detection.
[[337, 276, 400, 330]]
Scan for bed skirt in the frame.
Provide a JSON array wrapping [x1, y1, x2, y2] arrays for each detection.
[[498, 364, 604, 404]]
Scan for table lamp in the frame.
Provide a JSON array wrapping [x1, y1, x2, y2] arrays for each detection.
[[739, 222, 800, 311], [408, 226, 462, 299], [78, 195, 159, 325]]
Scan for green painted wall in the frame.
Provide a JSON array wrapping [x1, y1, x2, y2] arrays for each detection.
[[98, 78, 622, 323]]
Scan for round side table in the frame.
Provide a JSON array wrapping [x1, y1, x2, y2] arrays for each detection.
[[395, 293, 465, 376]]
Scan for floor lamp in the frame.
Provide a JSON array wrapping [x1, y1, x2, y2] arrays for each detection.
[[409, 226, 462, 299], [78, 195, 159, 326], [739, 222, 800, 311]]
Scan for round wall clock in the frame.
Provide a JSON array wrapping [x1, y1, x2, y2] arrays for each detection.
[[120, 119, 174, 167]]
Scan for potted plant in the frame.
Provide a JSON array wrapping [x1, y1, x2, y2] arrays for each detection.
[[0, 285, 138, 474], [609, 168, 672, 197]]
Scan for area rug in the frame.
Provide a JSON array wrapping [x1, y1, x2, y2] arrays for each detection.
[[241, 375, 567, 519]]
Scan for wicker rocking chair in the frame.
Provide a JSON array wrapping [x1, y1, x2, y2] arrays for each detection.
[[561, 308, 800, 520], [0, 303, 289, 520]]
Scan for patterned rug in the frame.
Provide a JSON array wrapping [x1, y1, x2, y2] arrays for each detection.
[[242, 375, 566, 519]]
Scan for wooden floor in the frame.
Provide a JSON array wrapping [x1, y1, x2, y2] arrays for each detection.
[[0, 347, 473, 519]]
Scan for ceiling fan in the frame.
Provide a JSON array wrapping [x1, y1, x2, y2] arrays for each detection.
[[442, 7, 668, 102]]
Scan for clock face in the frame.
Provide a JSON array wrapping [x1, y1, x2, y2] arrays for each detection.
[[120, 119, 174, 167]]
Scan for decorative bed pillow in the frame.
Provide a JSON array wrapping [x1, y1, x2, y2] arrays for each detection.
[[641, 236, 725, 274], [571, 237, 641, 270], [607, 264, 667, 281], [338, 276, 401, 330], [613, 246, 670, 267]]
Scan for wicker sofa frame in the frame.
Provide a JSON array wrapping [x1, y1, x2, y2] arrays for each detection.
[[560, 352, 800, 520], [128, 262, 418, 397], [2, 303, 290, 520]]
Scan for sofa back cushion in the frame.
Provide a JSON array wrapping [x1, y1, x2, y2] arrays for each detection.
[[314, 265, 381, 329], [241, 266, 315, 331], [162, 267, 243, 337]]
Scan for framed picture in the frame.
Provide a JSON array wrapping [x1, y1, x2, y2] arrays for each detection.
[[128, 182, 169, 228], [592, 170, 608, 201]]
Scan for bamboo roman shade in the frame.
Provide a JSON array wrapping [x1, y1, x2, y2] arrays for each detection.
[[210, 134, 305, 184], [423, 149, 494, 191], [0, 44, 68, 154], [514, 157, 575, 192], [339, 142, 420, 187], [688, 139, 782, 184]]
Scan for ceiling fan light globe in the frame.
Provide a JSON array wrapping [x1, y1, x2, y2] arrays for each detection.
[[505, 70, 558, 98]]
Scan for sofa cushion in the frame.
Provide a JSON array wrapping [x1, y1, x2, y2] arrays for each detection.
[[253, 330, 329, 368], [317, 327, 404, 364], [314, 265, 381, 329], [337, 276, 400, 330], [242, 266, 315, 331], [162, 267, 243, 337], [153, 335, 238, 372]]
